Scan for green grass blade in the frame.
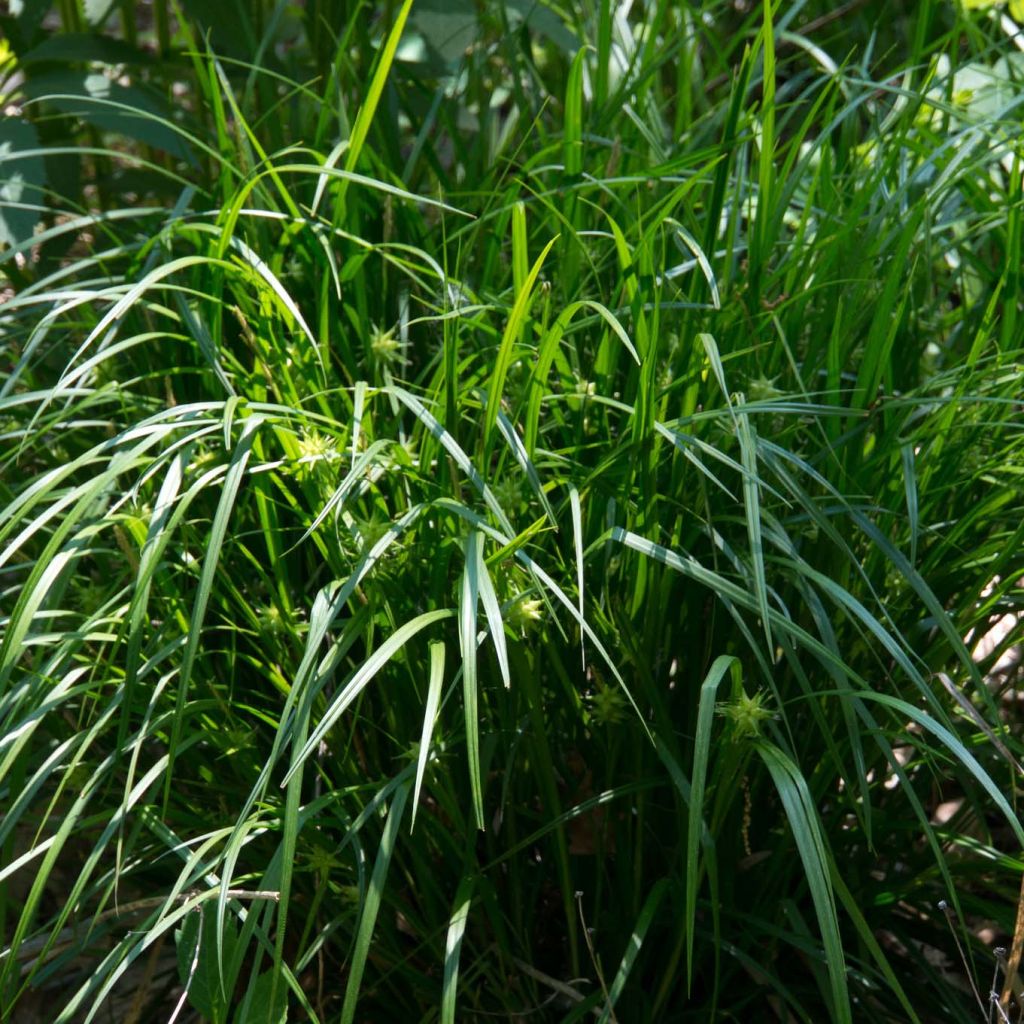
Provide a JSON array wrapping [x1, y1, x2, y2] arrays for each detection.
[[441, 875, 475, 1024], [341, 0, 415, 185], [756, 741, 851, 1024], [494, 406, 557, 527], [856, 692, 1024, 846], [460, 532, 485, 830], [735, 403, 772, 651], [474, 534, 510, 689], [411, 641, 446, 830], [569, 486, 585, 672], [339, 781, 410, 1024], [281, 609, 454, 785], [598, 878, 669, 1022], [685, 655, 738, 990], [483, 235, 559, 455]]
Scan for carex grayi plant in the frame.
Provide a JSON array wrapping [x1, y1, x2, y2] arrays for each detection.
[[2, 0, 1023, 1021]]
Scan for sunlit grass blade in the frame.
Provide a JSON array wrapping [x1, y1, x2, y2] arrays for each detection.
[[411, 641, 446, 830], [342, 0, 415, 182], [474, 535, 510, 690], [569, 486, 585, 672], [440, 875, 474, 1024], [281, 609, 454, 785], [460, 532, 485, 831], [483, 235, 559, 455]]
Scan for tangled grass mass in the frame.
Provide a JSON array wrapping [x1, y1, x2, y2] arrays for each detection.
[[2, 0, 1024, 1020]]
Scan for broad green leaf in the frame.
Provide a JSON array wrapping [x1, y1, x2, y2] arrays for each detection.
[[84, 0, 118, 27], [22, 72, 194, 162], [412, 1, 479, 64], [0, 119, 45, 247], [174, 905, 240, 1024], [239, 968, 289, 1024], [20, 33, 153, 65]]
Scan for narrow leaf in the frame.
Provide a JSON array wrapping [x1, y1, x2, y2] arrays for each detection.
[[340, 783, 410, 1024]]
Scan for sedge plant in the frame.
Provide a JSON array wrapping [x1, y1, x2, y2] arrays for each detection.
[[2, 1, 1024, 1021]]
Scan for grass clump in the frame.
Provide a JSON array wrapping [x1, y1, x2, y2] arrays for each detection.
[[2, 1, 1024, 1021]]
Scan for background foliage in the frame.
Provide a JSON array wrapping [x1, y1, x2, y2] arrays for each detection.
[[2, 0, 1024, 1021]]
